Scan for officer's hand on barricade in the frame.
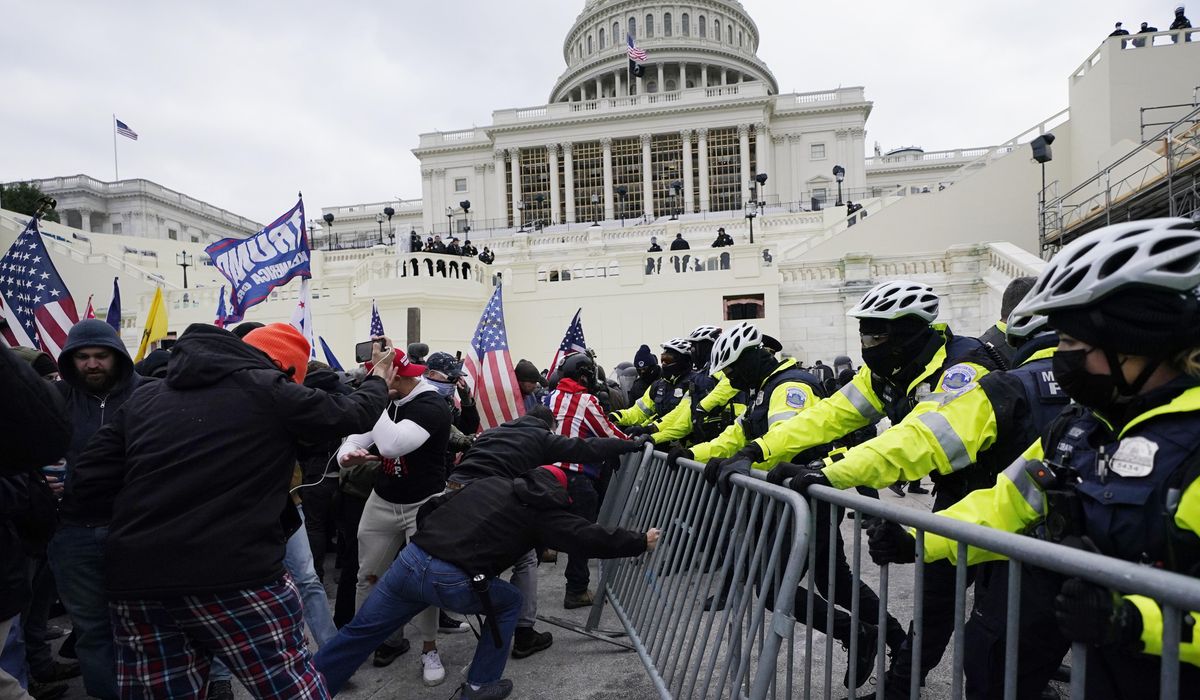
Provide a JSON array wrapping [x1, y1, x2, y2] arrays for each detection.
[[766, 462, 803, 486], [616, 436, 649, 454], [1054, 578, 1142, 649], [645, 528, 662, 551], [624, 425, 653, 438], [866, 519, 917, 565], [788, 461, 832, 496], [702, 457, 752, 496], [666, 447, 693, 471]]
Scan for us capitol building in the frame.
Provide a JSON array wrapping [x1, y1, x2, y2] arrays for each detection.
[[5, 0, 1199, 368]]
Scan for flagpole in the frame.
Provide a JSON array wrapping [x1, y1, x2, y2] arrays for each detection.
[[112, 114, 119, 181]]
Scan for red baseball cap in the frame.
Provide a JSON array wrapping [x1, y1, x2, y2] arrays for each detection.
[[539, 465, 569, 491], [393, 348, 426, 377]]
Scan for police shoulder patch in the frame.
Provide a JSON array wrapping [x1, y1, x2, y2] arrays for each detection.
[[785, 386, 807, 409], [940, 364, 978, 391]]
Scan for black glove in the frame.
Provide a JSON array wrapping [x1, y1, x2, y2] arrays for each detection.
[[788, 462, 832, 496], [866, 519, 917, 565], [625, 425, 654, 438], [606, 412, 621, 424], [703, 456, 751, 496], [766, 461, 806, 486], [666, 447, 693, 471], [620, 435, 651, 453], [736, 441, 765, 464], [1054, 578, 1142, 649]]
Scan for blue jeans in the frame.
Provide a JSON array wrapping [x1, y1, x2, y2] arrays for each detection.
[[48, 525, 118, 699], [314, 543, 521, 694], [211, 506, 338, 684]]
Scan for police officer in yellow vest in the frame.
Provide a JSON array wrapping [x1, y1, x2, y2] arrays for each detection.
[[869, 218, 1200, 698], [611, 338, 697, 430], [644, 325, 744, 447]]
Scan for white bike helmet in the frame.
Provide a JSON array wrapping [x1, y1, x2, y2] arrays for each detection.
[[848, 280, 940, 322], [687, 325, 723, 342], [1004, 311, 1050, 345], [710, 322, 763, 372], [1013, 218, 1200, 317], [660, 338, 693, 356]]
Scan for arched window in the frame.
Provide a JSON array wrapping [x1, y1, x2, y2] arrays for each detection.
[[698, 15, 706, 37], [727, 25, 733, 43], [664, 12, 672, 36], [628, 16, 636, 38], [682, 13, 690, 35], [599, 27, 606, 49], [713, 19, 720, 41], [613, 21, 620, 45], [646, 14, 654, 38], [739, 30, 744, 47], [587, 35, 593, 54], [647, 80, 657, 93]]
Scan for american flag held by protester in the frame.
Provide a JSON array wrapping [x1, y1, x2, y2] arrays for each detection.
[[370, 299, 385, 337], [463, 285, 524, 430], [548, 308, 587, 376], [0, 216, 79, 356]]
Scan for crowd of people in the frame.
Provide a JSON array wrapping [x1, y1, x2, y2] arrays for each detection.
[[1108, 6, 1191, 39], [408, 232, 494, 265], [3, 217, 1199, 700]]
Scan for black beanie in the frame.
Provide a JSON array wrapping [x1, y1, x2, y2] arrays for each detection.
[[1049, 287, 1200, 358]]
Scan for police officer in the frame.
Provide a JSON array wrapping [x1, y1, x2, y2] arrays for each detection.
[[612, 338, 697, 433], [870, 218, 1200, 698], [774, 311, 1068, 698], [647, 325, 743, 446], [707, 280, 1000, 480], [692, 323, 905, 688]]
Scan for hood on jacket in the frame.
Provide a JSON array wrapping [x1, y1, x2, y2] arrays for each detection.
[[501, 412, 554, 431], [304, 365, 350, 394], [58, 319, 134, 391], [166, 323, 281, 390], [135, 349, 171, 379], [512, 467, 571, 510]]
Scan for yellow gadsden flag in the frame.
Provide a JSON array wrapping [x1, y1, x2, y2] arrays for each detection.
[[135, 288, 168, 361]]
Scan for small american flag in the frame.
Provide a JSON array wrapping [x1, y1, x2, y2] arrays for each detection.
[[627, 33, 648, 63], [0, 218, 79, 357], [214, 285, 227, 328], [370, 300, 385, 337], [548, 308, 587, 376], [289, 278, 317, 360], [464, 285, 524, 430], [115, 118, 138, 140]]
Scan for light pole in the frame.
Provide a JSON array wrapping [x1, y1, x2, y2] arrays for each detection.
[[616, 186, 628, 227], [460, 200, 471, 238], [590, 193, 600, 227], [1030, 134, 1056, 253], [384, 206, 395, 244], [832, 165, 846, 206], [534, 194, 546, 230], [515, 200, 525, 232], [376, 213, 385, 245], [446, 207, 455, 238], [322, 212, 335, 250], [744, 200, 757, 245], [176, 251, 193, 288], [670, 180, 683, 220]]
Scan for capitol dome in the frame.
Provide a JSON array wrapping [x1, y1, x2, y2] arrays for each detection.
[[551, 0, 778, 103]]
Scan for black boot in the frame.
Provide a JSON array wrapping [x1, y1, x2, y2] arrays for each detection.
[[842, 623, 878, 690]]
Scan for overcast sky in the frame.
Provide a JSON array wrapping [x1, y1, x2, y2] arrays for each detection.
[[0, 0, 1178, 224]]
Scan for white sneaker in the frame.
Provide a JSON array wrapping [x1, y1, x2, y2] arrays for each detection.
[[422, 649, 446, 687]]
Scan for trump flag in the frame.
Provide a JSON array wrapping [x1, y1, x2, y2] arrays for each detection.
[[206, 198, 310, 324]]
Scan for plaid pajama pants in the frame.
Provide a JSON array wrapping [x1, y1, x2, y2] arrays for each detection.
[[110, 575, 328, 700]]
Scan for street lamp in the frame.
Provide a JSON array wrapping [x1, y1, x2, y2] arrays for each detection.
[[616, 186, 628, 227], [590, 193, 601, 227], [1030, 133, 1056, 253], [754, 172, 768, 206], [460, 200, 471, 237], [376, 213, 385, 245], [322, 212, 335, 250], [744, 200, 758, 245], [534, 194, 546, 230], [384, 206, 395, 243], [515, 200, 525, 232], [832, 165, 846, 206], [175, 251, 193, 288], [446, 207, 455, 238], [669, 180, 683, 220]]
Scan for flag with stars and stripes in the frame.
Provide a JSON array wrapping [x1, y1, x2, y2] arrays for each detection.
[[0, 217, 79, 357], [289, 278, 317, 360], [627, 33, 648, 62], [214, 286, 228, 328], [463, 285, 524, 430], [370, 300, 385, 337], [548, 307, 587, 376]]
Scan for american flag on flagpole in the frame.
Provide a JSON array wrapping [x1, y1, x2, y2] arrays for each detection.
[[214, 286, 228, 328], [627, 33, 648, 62], [463, 285, 524, 430], [115, 118, 138, 140], [548, 308, 587, 376], [83, 295, 96, 320], [370, 300, 385, 337], [0, 217, 79, 357]]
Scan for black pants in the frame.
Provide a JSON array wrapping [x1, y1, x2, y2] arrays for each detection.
[[300, 477, 338, 582], [885, 559, 976, 691], [333, 490, 368, 628], [795, 500, 906, 650], [565, 472, 601, 594]]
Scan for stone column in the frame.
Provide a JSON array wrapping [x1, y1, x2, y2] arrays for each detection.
[[615, 69, 624, 97], [720, 68, 727, 86], [595, 76, 603, 99], [547, 144, 561, 225], [681, 129, 694, 214], [850, 128, 867, 190], [563, 143, 577, 223], [656, 64, 664, 92], [754, 122, 768, 184], [697, 127, 710, 212], [493, 150, 507, 228], [80, 208, 93, 233], [601, 137, 614, 222], [641, 133, 654, 219], [508, 147, 521, 229], [738, 124, 752, 205], [701, 64, 708, 88], [789, 134, 803, 204]]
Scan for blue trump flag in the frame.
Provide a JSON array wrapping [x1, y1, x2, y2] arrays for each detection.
[[319, 336, 344, 371], [205, 198, 310, 324], [104, 277, 121, 332]]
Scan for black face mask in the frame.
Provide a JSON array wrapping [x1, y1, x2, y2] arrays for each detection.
[[1053, 349, 1120, 411], [662, 354, 690, 378], [861, 330, 933, 379]]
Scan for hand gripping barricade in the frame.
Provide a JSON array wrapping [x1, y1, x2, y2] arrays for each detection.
[[581, 446, 1200, 699], [580, 444, 812, 699]]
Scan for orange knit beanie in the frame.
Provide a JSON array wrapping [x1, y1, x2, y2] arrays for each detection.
[[244, 323, 310, 384]]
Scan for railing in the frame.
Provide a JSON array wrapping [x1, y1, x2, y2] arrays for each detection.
[[1043, 103, 1200, 247], [1073, 28, 1200, 83], [495, 82, 776, 124], [351, 252, 492, 289], [865, 147, 996, 168], [320, 199, 423, 217]]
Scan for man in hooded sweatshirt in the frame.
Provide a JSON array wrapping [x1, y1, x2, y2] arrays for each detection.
[[46, 319, 146, 699], [314, 463, 658, 700], [66, 323, 393, 699]]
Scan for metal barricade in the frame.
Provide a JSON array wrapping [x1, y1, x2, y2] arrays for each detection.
[[795, 482, 1200, 700], [585, 447, 812, 699]]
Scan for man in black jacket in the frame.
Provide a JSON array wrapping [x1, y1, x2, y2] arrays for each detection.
[[68, 323, 393, 698], [45, 319, 145, 699], [315, 463, 658, 700], [448, 406, 643, 658]]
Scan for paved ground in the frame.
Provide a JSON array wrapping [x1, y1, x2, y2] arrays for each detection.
[[44, 480, 1069, 698]]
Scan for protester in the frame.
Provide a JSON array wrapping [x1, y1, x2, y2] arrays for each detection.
[[462, 240, 479, 257], [1109, 21, 1130, 36], [647, 236, 662, 252], [296, 361, 350, 583], [670, 232, 690, 250], [337, 346, 452, 684], [314, 462, 658, 700], [514, 359, 548, 412], [446, 238, 462, 256], [432, 235, 447, 253], [1171, 5, 1192, 29], [65, 323, 392, 698], [410, 231, 423, 253], [479, 247, 495, 264]]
